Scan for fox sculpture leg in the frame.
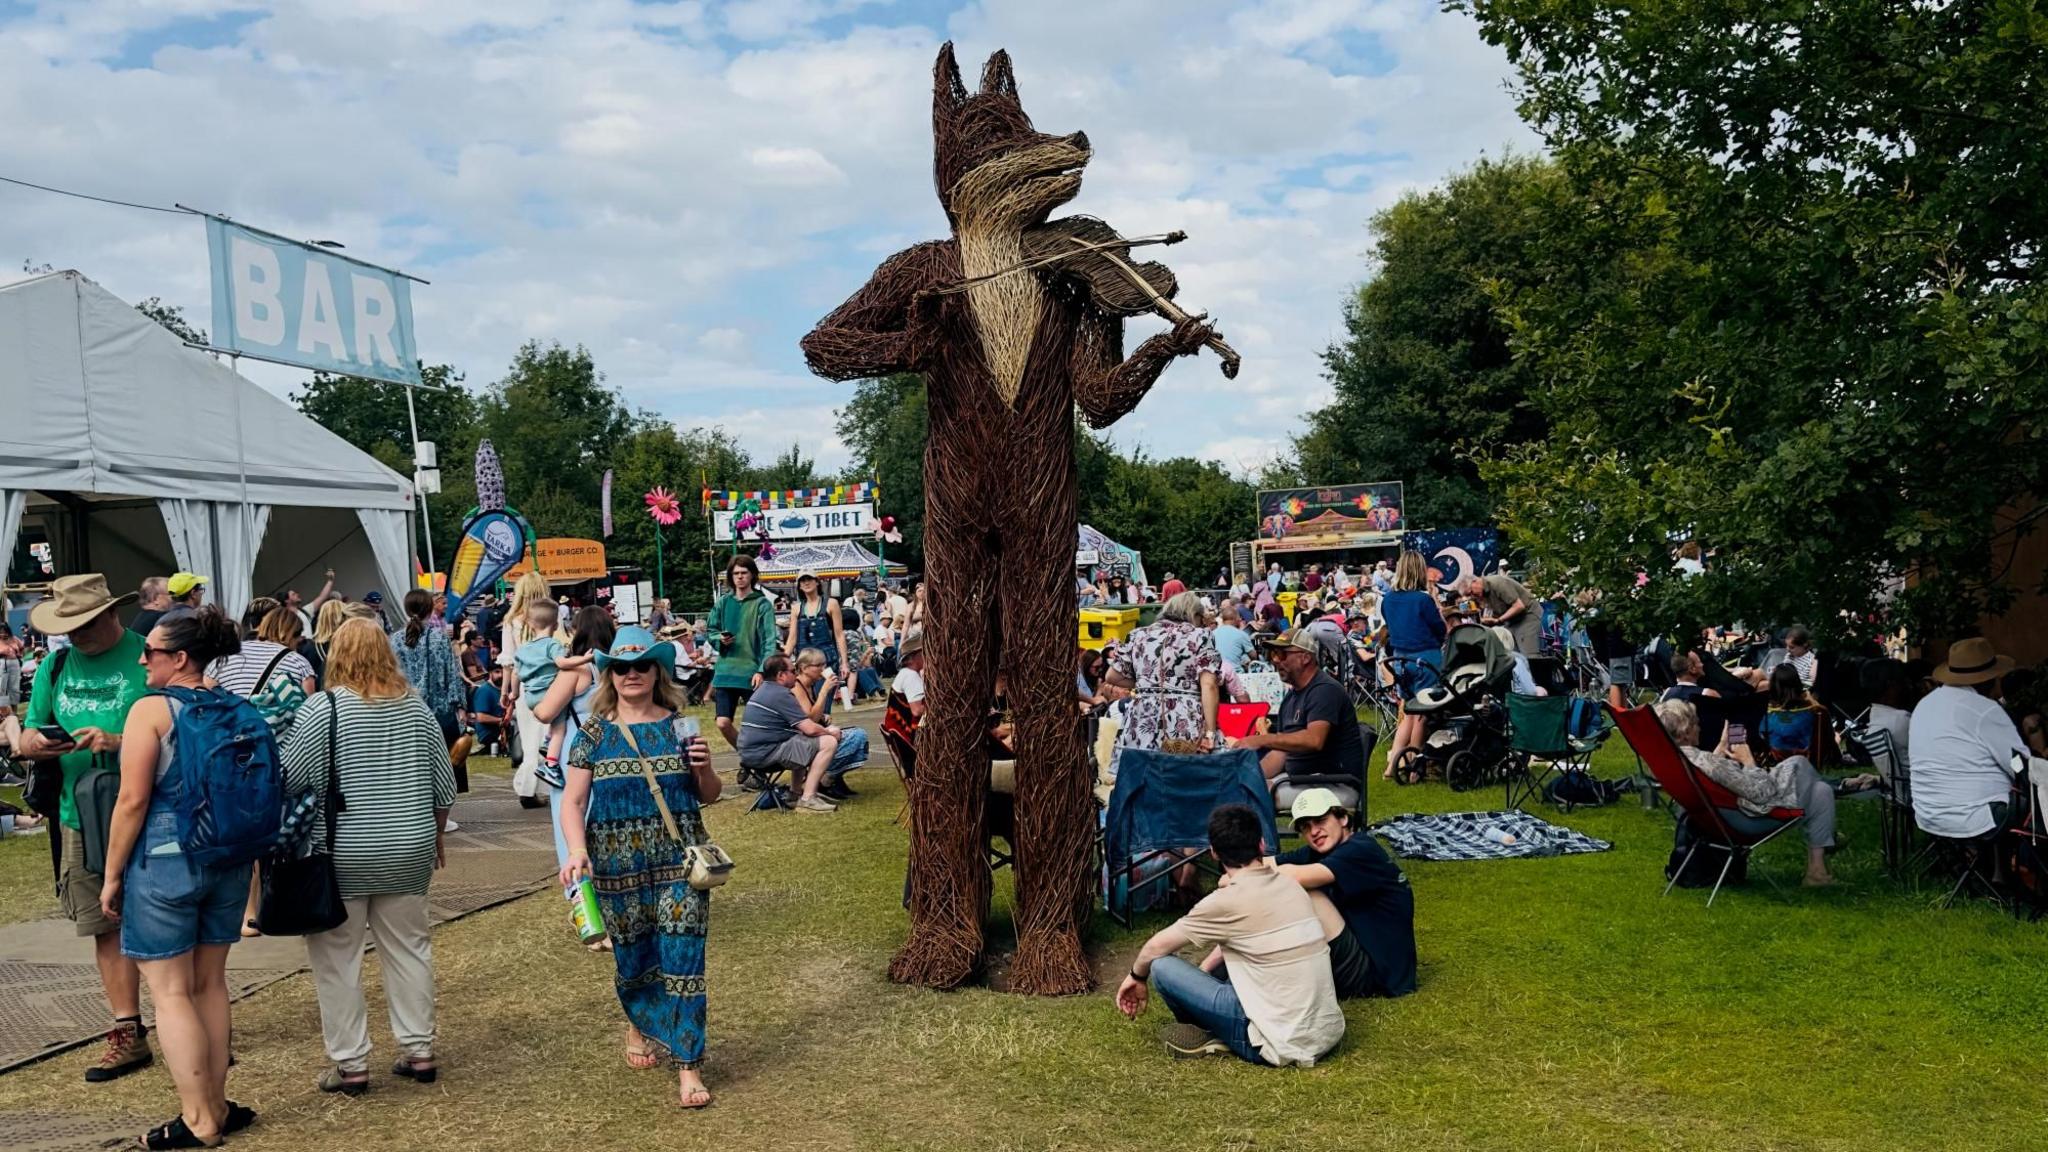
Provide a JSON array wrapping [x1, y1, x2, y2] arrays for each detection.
[[887, 401, 998, 989], [1001, 456, 1094, 995]]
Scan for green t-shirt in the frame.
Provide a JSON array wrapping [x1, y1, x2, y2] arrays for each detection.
[[24, 631, 149, 829]]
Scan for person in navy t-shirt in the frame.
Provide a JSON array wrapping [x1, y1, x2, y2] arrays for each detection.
[[1273, 788, 1417, 998]]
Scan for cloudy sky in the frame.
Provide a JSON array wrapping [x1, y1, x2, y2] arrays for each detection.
[[0, 0, 1535, 474]]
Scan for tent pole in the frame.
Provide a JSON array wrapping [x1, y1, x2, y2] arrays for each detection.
[[404, 384, 437, 579]]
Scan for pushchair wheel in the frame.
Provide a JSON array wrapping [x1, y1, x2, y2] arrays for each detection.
[[1445, 750, 1482, 792], [1390, 748, 1425, 786]]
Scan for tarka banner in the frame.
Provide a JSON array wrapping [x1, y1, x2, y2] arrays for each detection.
[[714, 502, 872, 542], [1402, 528, 1500, 593], [1257, 482, 1404, 541], [204, 217, 422, 385], [445, 509, 532, 621]]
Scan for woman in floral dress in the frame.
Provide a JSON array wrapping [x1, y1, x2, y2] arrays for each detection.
[[558, 626, 722, 1109], [1104, 591, 1222, 756]]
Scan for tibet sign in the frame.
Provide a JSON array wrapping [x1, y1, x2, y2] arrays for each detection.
[[204, 217, 422, 385], [714, 502, 873, 542]]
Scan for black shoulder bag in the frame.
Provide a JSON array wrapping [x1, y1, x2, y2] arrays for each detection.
[[254, 691, 348, 935]]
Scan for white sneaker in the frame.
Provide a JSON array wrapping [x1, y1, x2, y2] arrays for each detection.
[[443, 818, 460, 832], [794, 795, 837, 814]]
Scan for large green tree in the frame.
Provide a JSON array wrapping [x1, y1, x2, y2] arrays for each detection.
[[1297, 155, 1559, 528], [1455, 0, 2048, 643]]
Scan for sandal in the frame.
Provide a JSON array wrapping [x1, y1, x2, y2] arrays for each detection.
[[223, 1102, 255, 1134], [240, 920, 262, 939], [317, 1067, 369, 1096], [392, 1055, 438, 1084], [138, 1116, 219, 1149], [624, 1028, 658, 1070], [678, 1082, 713, 1109]]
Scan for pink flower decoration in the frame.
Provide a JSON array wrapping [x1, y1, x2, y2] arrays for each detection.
[[645, 487, 682, 526]]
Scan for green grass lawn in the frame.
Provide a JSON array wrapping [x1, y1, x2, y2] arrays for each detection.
[[2, 744, 2046, 1150]]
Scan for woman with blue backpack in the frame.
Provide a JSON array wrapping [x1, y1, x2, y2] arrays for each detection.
[[100, 605, 280, 1149]]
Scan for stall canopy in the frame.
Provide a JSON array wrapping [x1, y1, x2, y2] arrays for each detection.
[[0, 271, 416, 618], [754, 539, 907, 583], [1078, 524, 1148, 588]]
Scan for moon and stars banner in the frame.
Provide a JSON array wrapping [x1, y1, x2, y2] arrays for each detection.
[[1401, 528, 1500, 593]]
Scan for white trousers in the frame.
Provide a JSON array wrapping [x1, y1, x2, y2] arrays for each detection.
[[304, 894, 436, 1073], [511, 697, 546, 798]]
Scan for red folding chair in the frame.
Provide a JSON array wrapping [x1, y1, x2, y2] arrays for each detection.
[[1611, 705, 1805, 907], [1217, 701, 1269, 741]]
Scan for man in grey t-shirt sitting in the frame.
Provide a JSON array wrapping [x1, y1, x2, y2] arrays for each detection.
[[737, 654, 854, 815]]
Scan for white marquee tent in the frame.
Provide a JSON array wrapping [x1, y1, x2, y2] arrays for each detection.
[[1, 271, 416, 620]]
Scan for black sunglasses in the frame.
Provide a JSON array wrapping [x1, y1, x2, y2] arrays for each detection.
[[610, 660, 658, 676]]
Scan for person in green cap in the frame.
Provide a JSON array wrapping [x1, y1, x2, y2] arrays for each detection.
[[707, 554, 779, 752]]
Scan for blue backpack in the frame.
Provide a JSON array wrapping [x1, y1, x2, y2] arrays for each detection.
[[158, 685, 285, 867], [1564, 696, 1604, 742]]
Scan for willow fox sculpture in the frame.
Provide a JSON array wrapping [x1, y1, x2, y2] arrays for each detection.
[[802, 44, 1230, 994]]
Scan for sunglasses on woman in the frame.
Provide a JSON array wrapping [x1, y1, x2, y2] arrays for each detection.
[[610, 660, 658, 677]]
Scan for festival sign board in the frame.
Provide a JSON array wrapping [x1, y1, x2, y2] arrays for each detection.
[[1256, 482, 1405, 544], [204, 217, 422, 385], [714, 502, 874, 542], [505, 537, 607, 584]]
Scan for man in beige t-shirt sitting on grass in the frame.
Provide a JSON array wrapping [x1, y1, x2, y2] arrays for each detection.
[[1114, 804, 1346, 1066]]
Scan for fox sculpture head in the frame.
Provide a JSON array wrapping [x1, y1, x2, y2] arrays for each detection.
[[932, 44, 1091, 235]]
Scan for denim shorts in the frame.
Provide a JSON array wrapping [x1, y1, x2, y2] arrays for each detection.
[[120, 812, 254, 961], [712, 686, 753, 720], [1392, 650, 1444, 702]]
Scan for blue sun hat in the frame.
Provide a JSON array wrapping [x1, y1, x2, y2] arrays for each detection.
[[593, 625, 676, 675]]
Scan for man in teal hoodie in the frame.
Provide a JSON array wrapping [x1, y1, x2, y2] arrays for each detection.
[[708, 555, 779, 751]]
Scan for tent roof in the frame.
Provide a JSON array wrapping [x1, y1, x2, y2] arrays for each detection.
[[0, 271, 413, 511], [755, 539, 907, 579]]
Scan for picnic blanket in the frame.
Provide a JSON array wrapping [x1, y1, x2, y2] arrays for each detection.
[[1369, 810, 1613, 861]]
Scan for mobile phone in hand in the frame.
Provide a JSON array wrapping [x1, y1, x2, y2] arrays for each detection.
[[37, 724, 74, 745]]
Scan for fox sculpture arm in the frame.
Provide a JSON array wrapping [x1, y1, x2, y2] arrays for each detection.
[[802, 239, 1215, 423]]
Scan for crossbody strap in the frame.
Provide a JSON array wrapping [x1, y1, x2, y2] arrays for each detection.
[[256, 646, 291, 693], [322, 691, 344, 846], [614, 721, 683, 845]]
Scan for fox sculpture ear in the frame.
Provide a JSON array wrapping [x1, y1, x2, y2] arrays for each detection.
[[935, 41, 967, 117], [980, 49, 1017, 98]]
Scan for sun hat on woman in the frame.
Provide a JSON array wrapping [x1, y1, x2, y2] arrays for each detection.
[[592, 626, 677, 673]]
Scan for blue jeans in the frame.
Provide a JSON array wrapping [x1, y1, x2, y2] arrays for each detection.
[[856, 667, 882, 699], [1150, 956, 1266, 1065], [827, 727, 870, 784], [548, 781, 587, 870]]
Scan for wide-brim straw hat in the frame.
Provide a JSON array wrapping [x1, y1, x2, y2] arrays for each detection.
[[898, 628, 924, 659], [29, 574, 136, 635], [1933, 637, 2015, 686]]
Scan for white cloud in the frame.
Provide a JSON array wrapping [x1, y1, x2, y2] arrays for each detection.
[[0, 0, 1537, 478]]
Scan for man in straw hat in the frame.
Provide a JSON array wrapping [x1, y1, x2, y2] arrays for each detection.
[[17, 574, 155, 1082], [1908, 636, 2027, 841]]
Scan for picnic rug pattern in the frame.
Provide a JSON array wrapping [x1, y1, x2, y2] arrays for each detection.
[[1369, 810, 1613, 862]]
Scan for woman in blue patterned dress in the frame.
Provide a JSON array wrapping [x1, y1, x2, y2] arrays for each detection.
[[557, 626, 722, 1109]]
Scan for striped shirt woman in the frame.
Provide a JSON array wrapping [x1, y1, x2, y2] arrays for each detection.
[[280, 618, 455, 1094]]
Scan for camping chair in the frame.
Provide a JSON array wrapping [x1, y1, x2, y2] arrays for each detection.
[[1273, 723, 1376, 837], [1611, 705, 1805, 907], [1841, 722, 1917, 875], [881, 690, 920, 826], [1503, 694, 1608, 811], [1217, 701, 1269, 741], [1100, 747, 1278, 927]]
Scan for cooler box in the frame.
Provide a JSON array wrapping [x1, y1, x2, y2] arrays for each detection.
[[1079, 606, 1139, 650]]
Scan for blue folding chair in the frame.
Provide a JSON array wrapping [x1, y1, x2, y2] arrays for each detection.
[[1100, 748, 1279, 926]]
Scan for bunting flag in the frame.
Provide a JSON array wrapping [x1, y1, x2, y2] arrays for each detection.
[[701, 480, 878, 511]]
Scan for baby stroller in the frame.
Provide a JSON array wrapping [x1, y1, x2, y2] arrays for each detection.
[[1395, 624, 1515, 790]]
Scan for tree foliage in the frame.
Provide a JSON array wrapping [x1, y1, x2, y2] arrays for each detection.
[[1297, 155, 1558, 528], [1453, 0, 2048, 644], [135, 297, 207, 346]]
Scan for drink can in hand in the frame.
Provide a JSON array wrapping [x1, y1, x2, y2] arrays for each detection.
[[566, 877, 606, 944]]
